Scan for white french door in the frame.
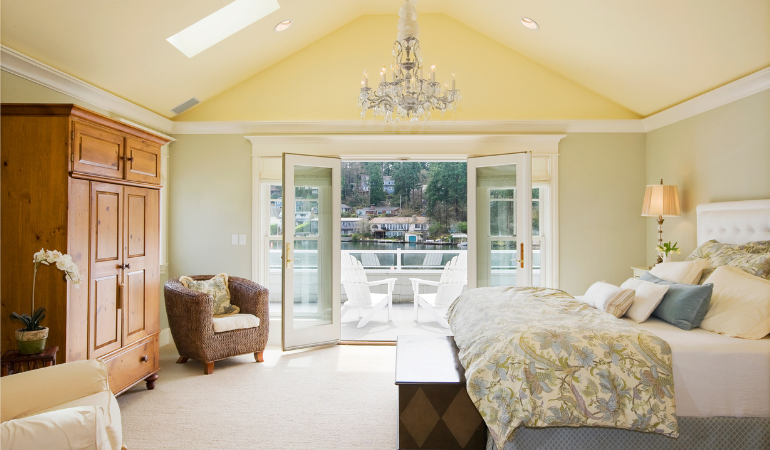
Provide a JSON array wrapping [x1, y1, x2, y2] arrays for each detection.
[[282, 153, 341, 351], [467, 152, 533, 289]]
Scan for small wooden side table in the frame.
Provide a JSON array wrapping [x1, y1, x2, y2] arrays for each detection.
[[1, 346, 59, 377]]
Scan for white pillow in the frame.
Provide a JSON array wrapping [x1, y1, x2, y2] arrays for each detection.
[[700, 266, 770, 339], [580, 282, 636, 318], [621, 278, 670, 323], [649, 259, 710, 284]]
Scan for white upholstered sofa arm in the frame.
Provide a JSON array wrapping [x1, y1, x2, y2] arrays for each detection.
[[1, 405, 113, 450], [1, 359, 111, 422]]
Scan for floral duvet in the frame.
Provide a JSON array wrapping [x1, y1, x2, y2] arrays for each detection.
[[446, 286, 678, 449]]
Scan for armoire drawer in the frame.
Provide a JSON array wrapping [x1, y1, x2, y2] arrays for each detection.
[[101, 334, 159, 394]]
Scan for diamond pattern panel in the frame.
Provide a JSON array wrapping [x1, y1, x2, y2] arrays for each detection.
[[401, 388, 441, 447], [399, 383, 486, 450], [486, 416, 770, 450]]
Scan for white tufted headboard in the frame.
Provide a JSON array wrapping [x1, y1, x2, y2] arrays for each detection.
[[697, 200, 770, 246]]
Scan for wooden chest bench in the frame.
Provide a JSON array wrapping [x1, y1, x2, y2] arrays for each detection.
[[395, 336, 486, 450]]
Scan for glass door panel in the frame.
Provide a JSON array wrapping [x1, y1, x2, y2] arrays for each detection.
[[467, 153, 532, 289], [282, 154, 341, 351]]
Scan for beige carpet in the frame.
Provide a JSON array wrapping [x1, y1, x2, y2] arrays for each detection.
[[117, 343, 397, 449]]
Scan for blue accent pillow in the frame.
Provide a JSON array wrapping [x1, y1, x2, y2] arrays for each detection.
[[640, 272, 714, 330]]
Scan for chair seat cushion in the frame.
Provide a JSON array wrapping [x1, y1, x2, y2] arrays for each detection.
[[212, 314, 260, 333]]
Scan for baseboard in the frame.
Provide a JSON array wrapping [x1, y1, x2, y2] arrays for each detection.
[[159, 328, 173, 347]]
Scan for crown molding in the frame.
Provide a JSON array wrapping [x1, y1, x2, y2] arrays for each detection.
[[174, 119, 643, 135], [246, 134, 566, 158], [1, 45, 174, 133], [642, 66, 770, 132]]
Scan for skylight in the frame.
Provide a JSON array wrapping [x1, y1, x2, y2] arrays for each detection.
[[167, 0, 281, 58]]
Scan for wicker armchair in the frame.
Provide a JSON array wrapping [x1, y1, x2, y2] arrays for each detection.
[[164, 276, 269, 375]]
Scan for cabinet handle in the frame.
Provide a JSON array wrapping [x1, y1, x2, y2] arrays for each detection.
[[118, 283, 126, 310], [140, 355, 148, 363], [124, 156, 134, 162], [125, 264, 131, 269]]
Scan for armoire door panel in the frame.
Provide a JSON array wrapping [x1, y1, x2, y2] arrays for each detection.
[[126, 270, 146, 336], [95, 190, 121, 262], [90, 182, 123, 359], [72, 122, 124, 179], [126, 194, 146, 258], [125, 138, 161, 185], [92, 275, 122, 357], [123, 186, 159, 345]]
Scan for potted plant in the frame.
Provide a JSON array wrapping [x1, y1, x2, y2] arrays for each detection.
[[656, 241, 681, 263], [10, 249, 81, 354]]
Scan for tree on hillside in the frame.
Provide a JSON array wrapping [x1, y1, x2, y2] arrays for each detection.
[[425, 162, 467, 226], [368, 162, 386, 205], [393, 162, 422, 208]]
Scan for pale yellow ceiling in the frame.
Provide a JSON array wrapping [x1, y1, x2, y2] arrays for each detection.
[[2, 0, 768, 119]]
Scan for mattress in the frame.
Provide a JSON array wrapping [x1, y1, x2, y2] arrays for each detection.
[[624, 317, 770, 418]]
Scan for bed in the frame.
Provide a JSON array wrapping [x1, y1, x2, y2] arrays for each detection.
[[449, 199, 770, 450]]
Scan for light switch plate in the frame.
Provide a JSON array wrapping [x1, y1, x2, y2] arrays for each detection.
[[232, 234, 239, 245], [239, 234, 246, 245]]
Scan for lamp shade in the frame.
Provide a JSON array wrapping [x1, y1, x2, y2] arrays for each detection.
[[642, 184, 680, 217]]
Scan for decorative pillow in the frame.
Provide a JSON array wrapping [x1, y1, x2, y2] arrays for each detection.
[[620, 278, 670, 323], [737, 240, 770, 254], [698, 247, 770, 283], [179, 273, 240, 317], [685, 239, 728, 261], [580, 282, 635, 318], [649, 260, 710, 284], [700, 266, 770, 339], [640, 272, 714, 330]]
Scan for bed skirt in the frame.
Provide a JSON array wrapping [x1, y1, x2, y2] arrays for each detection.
[[486, 416, 770, 450]]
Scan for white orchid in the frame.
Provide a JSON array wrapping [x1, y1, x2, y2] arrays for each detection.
[[33, 248, 80, 287]]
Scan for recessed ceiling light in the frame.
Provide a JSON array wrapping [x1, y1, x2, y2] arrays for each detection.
[[274, 20, 292, 32], [521, 17, 539, 30], [167, 0, 281, 58]]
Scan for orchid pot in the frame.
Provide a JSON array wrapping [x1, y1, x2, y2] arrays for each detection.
[[15, 327, 49, 355]]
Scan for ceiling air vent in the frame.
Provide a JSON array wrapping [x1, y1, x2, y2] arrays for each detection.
[[171, 97, 200, 115]]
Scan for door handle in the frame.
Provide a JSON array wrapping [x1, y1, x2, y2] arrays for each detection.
[[285, 242, 294, 267], [118, 282, 126, 310], [520, 243, 524, 269]]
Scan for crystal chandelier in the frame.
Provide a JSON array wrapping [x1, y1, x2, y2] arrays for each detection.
[[358, 0, 461, 123]]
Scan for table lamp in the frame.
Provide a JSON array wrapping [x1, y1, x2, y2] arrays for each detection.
[[642, 179, 681, 264]]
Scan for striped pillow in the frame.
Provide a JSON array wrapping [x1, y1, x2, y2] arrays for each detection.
[[580, 282, 636, 318]]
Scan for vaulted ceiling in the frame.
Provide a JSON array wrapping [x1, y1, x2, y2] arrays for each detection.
[[2, 0, 768, 120]]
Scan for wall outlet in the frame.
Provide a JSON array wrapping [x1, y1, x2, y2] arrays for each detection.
[[239, 234, 246, 245], [232, 234, 239, 245]]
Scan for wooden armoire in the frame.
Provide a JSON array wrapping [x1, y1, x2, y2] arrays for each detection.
[[1, 104, 169, 394]]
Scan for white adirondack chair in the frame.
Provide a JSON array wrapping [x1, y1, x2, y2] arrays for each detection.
[[341, 252, 397, 328], [422, 252, 444, 268], [410, 253, 468, 328], [361, 253, 381, 267]]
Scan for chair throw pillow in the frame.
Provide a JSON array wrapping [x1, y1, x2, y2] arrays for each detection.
[[179, 274, 240, 317], [649, 259, 710, 285], [620, 278, 670, 323], [640, 272, 714, 330], [700, 266, 770, 340], [580, 282, 635, 318]]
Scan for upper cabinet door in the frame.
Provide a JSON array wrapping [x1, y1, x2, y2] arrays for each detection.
[[125, 139, 161, 185], [122, 186, 160, 346], [72, 122, 124, 179]]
